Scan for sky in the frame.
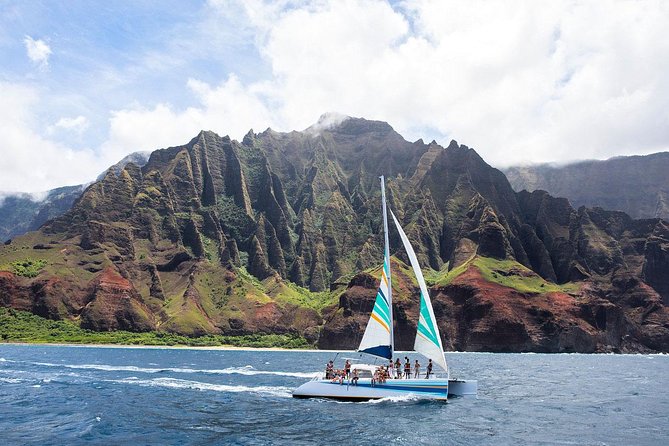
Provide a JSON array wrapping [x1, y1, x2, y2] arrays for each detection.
[[1, 0, 668, 194]]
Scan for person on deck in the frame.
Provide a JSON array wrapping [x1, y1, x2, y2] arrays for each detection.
[[388, 359, 394, 378], [426, 359, 433, 379], [351, 368, 359, 386], [404, 357, 411, 379], [394, 358, 402, 379], [414, 359, 420, 378], [344, 360, 351, 379], [325, 360, 334, 379]]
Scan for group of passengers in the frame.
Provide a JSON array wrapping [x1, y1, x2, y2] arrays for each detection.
[[324, 357, 434, 384]]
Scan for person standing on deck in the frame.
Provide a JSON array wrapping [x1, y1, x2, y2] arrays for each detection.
[[404, 357, 411, 379], [426, 359, 433, 379], [394, 358, 401, 379], [344, 360, 351, 379], [388, 359, 394, 379], [414, 359, 420, 378]]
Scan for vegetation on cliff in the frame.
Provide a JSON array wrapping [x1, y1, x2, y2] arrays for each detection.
[[0, 308, 310, 348]]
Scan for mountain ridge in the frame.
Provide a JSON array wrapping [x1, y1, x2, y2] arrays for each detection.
[[0, 151, 151, 242], [504, 152, 669, 220], [1, 116, 668, 352]]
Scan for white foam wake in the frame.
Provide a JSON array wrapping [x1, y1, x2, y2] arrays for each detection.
[[365, 394, 426, 404], [31, 361, 318, 378], [108, 377, 293, 398]]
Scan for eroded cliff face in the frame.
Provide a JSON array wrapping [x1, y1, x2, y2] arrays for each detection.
[[504, 152, 669, 220], [1, 115, 668, 351], [320, 258, 669, 353]]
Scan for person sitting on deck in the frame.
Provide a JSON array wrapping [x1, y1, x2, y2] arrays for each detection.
[[414, 359, 420, 378], [351, 368, 359, 386], [330, 370, 339, 383], [404, 357, 411, 379]]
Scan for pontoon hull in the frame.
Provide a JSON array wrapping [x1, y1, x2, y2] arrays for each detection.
[[292, 378, 449, 401], [446, 379, 478, 397]]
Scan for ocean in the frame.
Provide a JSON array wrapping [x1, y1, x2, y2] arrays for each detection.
[[0, 344, 667, 445]]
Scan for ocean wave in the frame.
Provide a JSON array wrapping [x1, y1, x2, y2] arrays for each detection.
[[31, 361, 318, 378], [0, 377, 22, 383], [107, 377, 293, 398]]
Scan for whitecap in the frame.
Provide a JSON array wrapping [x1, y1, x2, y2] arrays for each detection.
[[107, 377, 293, 398], [30, 361, 318, 378], [0, 377, 22, 383]]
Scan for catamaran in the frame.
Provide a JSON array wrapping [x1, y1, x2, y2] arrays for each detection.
[[293, 176, 477, 401]]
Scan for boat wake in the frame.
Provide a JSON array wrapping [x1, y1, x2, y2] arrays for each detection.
[[107, 377, 293, 398], [29, 361, 318, 378], [365, 394, 428, 404]]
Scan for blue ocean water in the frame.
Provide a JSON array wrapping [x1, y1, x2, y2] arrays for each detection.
[[0, 345, 667, 445]]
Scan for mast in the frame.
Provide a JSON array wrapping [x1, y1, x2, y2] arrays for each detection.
[[380, 175, 394, 354], [355, 177, 394, 360]]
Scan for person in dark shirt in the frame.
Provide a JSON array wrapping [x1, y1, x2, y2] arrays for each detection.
[[404, 357, 411, 379], [425, 359, 433, 379]]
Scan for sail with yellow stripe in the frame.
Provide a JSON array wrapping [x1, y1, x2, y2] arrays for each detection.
[[357, 176, 393, 360]]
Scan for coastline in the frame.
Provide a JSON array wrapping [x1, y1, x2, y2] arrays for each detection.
[[0, 341, 326, 352], [1, 342, 666, 355]]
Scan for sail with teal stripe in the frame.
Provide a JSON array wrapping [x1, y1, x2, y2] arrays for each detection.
[[390, 209, 448, 373], [357, 176, 393, 360]]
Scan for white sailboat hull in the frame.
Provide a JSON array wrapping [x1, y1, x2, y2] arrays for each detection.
[[292, 378, 449, 401]]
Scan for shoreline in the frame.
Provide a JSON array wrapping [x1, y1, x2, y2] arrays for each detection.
[[0, 341, 326, 352], [1, 342, 666, 355]]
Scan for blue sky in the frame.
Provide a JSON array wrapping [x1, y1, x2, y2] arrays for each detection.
[[1, 0, 669, 193]]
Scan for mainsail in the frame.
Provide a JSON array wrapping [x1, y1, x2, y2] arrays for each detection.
[[357, 176, 393, 360], [389, 210, 448, 373]]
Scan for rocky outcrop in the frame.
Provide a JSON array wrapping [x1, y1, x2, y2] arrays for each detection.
[[320, 260, 669, 353], [80, 267, 155, 332]]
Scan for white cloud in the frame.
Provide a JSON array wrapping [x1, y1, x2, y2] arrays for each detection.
[[24, 35, 52, 68], [0, 82, 118, 193], [3, 0, 669, 194], [199, 0, 669, 166], [48, 115, 89, 135]]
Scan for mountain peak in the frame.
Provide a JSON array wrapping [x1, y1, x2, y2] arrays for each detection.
[[305, 112, 351, 134]]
